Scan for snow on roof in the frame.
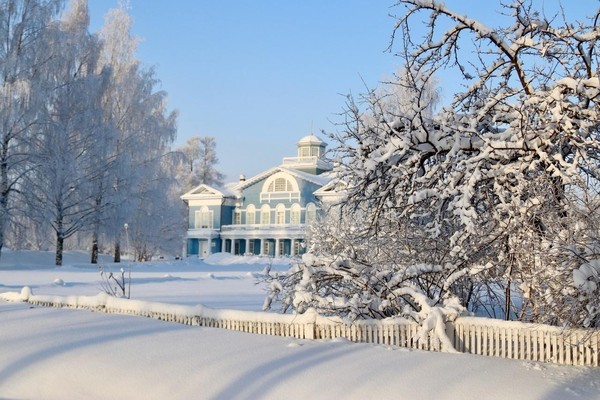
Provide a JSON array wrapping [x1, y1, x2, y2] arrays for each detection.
[[233, 165, 331, 191], [297, 134, 326, 146], [287, 167, 331, 186], [180, 183, 237, 200]]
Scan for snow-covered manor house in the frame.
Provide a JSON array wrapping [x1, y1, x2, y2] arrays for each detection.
[[181, 135, 337, 258]]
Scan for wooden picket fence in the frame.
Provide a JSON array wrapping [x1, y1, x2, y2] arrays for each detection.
[[23, 294, 600, 367], [450, 317, 600, 367]]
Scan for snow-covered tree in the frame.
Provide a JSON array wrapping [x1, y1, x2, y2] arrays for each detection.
[[385, 0, 600, 328], [108, 66, 177, 262], [0, 0, 181, 264], [126, 154, 184, 261], [88, 3, 178, 263], [267, 0, 600, 329], [0, 0, 64, 258], [87, 2, 138, 264], [176, 136, 225, 191], [263, 71, 468, 338], [27, 0, 109, 266]]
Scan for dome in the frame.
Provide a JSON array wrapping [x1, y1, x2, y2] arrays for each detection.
[[297, 134, 326, 146]]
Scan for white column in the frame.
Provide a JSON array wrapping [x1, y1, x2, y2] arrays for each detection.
[[245, 239, 250, 256], [230, 239, 235, 254], [260, 239, 265, 256], [275, 239, 280, 257], [290, 239, 296, 256]]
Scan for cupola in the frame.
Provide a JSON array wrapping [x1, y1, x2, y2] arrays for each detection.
[[297, 134, 327, 159]]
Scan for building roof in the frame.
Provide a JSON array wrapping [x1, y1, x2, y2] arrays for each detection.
[[180, 183, 237, 200], [314, 178, 347, 201], [233, 165, 331, 191], [297, 134, 327, 147]]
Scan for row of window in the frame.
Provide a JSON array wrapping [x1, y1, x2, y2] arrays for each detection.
[[234, 203, 317, 225], [194, 203, 317, 229], [245, 240, 302, 256]]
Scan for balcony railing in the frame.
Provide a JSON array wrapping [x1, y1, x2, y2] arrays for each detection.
[[221, 223, 305, 232], [185, 228, 220, 238], [282, 156, 318, 165], [259, 191, 301, 202]]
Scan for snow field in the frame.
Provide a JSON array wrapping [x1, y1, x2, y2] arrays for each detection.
[[1, 251, 600, 399]]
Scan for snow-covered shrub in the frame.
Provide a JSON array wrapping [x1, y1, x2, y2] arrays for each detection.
[[99, 265, 131, 299], [263, 202, 465, 336]]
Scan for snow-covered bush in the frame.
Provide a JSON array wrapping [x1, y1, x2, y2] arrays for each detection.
[[99, 265, 131, 299]]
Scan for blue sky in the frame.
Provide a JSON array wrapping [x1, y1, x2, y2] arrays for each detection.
[[88, 1, 400, 181], [87, 1, 593, 181]]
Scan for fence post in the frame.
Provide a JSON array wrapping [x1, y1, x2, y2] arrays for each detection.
[[303, 308, 318, 340], [445, 320, 456, 349], [305, 322, 315, 339]]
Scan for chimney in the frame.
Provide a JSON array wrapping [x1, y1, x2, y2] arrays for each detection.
[[239, 174, 246, 182]]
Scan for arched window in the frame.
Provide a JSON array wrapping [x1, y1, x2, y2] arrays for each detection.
[[290, 203, 301, 225], [305, 203, 317, 225], [195, 206, 213, 229], [261, 204, 271, 224], [246, 204, 256, 225], [268, 178, 293, 192], [261, 172, 300, 202], [275, 204, 286, 224]]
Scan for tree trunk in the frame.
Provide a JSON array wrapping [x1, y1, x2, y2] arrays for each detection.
[[114, 240, 120, 263], [55, 234, 64, 266], [0, 135, 11, 263], [90, 195, 102, 264], [91, 238, 98, 264], [504, 284, 511, 321]]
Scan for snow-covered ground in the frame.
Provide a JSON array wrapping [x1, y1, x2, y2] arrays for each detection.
[[1, 251, 600, 400]]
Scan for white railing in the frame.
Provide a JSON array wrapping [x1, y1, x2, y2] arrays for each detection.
[[221, 224, 305, 231], [5, 290, 599, 367], [259, 191, 301, 202], [185, 228, 219, 238], [282, 156, 319, 165]]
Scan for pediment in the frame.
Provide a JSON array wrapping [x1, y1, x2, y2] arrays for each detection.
[[235, 166, 331, 192], [314, 178, 347, 200], [181, 184, 235, 201]]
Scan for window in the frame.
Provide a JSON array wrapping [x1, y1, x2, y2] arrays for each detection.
[[234, 210, 241, 225], [290, 204, 301, 225], [195, 207, 213, 229], [299, 145, 320, 158], [248, 240, 255, 255], [246, 204, 256, 225], [276, 204, 286, 224], [268, 178, 293, 192], [260, 172, 300, 202], [261, 204, 270, 224], [306, 203, 317, 224]]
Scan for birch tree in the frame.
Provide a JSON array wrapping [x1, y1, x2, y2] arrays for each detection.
[[89, 3, 138, 263], [176, 135, 225, 191], [0, 0, 63, 259], [29, 0, 108, 266], [91, 3, 178, 263]]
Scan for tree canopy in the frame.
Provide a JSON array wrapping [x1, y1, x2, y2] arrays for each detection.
[[0, 0, 197, 264], [266, 0, 600, 331]]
